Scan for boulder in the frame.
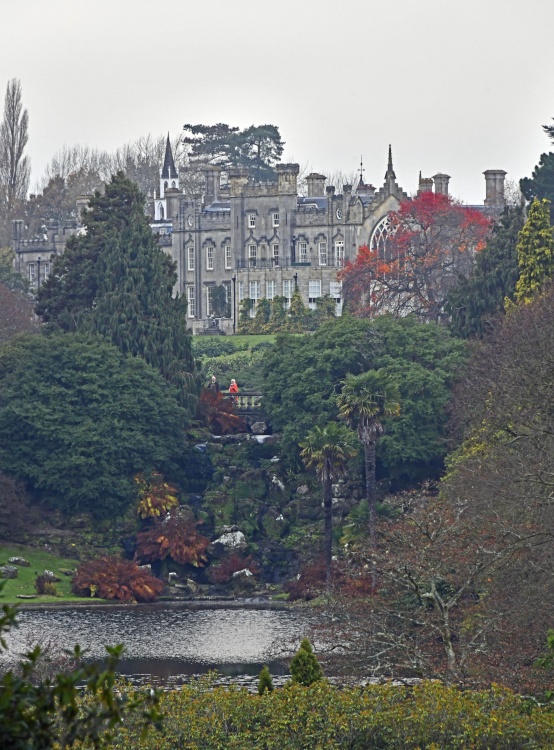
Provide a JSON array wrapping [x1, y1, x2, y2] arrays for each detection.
[[271, 475, 285, 492], [232, 568, 253, 578], [213, 530, 247, 549], [168, 572, 178, 583], [0, 565, 18, 579], [43, 570, 61, 582], [8, 557, 30, 567], [250, 422, 268, 435], [296, 485, 309, 495], [138, 564, 152, 573]]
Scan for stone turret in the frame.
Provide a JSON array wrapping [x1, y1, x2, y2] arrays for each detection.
[[418, 172, 434, 193], [277, 163, 300, 195]]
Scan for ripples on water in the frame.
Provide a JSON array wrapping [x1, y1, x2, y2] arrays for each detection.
[[1, 605, 314, 685]]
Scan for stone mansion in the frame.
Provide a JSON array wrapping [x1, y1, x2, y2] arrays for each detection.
[[12, 139, 507, 334]]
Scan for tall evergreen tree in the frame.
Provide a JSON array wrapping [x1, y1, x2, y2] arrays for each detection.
[[447, 206, 523, 338], [514, 198, 554, 304], [520, 152, 554, 222], [36, 173, 197, 413]]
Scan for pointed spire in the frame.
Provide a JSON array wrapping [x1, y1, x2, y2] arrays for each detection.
[[384, 144, 396, 181], [161, 133, 177, 180]]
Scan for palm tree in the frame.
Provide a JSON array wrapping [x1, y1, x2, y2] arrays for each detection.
[[300, 422, 358, 585], [337, 369, 400, 549]]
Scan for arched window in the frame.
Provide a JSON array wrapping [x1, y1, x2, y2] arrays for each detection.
[[171, 180, 176, 188], [164, 181, 168, 190], [159, 203, 164, 220], [369, 215, 391, 258]]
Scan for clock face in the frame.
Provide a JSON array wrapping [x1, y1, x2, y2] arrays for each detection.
[[187, 215, 194, 227], [336, 208, 343, 220]]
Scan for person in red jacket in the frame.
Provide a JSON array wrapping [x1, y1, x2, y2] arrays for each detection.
[[228, 378, 239, 404]]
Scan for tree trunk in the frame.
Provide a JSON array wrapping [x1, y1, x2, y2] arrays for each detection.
[[323, 474, 333, 587], [364, 439, 377, 549]]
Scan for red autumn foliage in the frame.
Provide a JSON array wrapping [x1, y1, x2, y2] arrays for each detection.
[[72, 555, 164, 603], [197, 389, 246, 435], [135, 513, 210, 567], [208, 553, 260, 584], [341, 192, 491, 323]]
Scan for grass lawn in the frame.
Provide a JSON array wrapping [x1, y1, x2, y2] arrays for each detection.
[[0, 543, 93, 604], [230, 334, 276, 349]]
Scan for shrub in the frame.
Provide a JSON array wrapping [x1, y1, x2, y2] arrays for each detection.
[[192, 338, 248, 359], [290, 638, 323, 686], [34, 574, 58, 596], [258, 665, 274, 694], [72, 556, 164, 603], [135, 512, 209, 567], [135, 472, 179, 519], [197, 389, 246, 435], [208, 553, 260, 584]]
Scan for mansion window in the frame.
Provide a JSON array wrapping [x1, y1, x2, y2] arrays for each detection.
[[266, 280, 277, 300], [206, 245, 214, 271], [187, 246, 195, 271], [272, 212, 280, 227], [272, 243, 280, 266], [283, 279, 293, 308], [187, 285, 195, 317], [43, 262, 50, 280], [224, 244, 232, 270], [318, 241, 327, 266], [334, 241, 345, 267], [238, 281, 244, 302], [249, 281, 261, 317], [248, 244, 257, 267], [330, 281, 342, 315], [308, 279, 322, 310], [299, 241, 307, 263], [28, 263, 36, 283], [223, 281, 232, 310], [248, 214, 256, 229]]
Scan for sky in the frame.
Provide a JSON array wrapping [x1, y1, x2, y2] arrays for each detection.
[[1, 0, 553, 204]]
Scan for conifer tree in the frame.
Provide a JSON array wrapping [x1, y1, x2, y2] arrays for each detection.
[[36, 173, 197, 413], [447, 206, 523, 338], [289, 638, 323, 686], [514, 198, 554, 304], [258, 665, 274, 694]]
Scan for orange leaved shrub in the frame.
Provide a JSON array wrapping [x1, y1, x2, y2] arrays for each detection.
[[135, 513, 210, 567], [135, 472, 179, 519], [72, 556, 164, 603]]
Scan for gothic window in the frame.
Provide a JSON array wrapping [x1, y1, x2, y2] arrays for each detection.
[[318, 241, 327, 266], [171, 181, 176, 188], [248, 244, 257, 267], [272, 244, 279, 266], [206, 245, 214, 271], [334, 240, 345, 267], [370, 215, 392, 258], [159, 203, 164, 219], [299, 241, 307, 262], [224, 244, 232, 269], [187, 246, 195, 271]]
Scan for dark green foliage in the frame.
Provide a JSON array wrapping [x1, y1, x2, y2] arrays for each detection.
[[192, 337, 248, 359], [258, 665, 274, 694], [261, 314, 466, 482], [183, 123, 284, 181], [0, 333, 188, 518], [290, 638, 323, 686], [520, 152, 554, 221], [447, 206, 523, 338], [0, 592, 161, 749], [35, 172, 197, 414]]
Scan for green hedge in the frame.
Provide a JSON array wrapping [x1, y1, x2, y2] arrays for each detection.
[[113, 680, 554, 749]]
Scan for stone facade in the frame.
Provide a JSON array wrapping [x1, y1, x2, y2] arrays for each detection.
[[12, 144, 507, 329]]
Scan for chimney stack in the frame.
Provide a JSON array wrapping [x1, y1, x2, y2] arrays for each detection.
[[306, 172, 327, 197], [484, 170, 507, 208], [433, 173, 450, 196]]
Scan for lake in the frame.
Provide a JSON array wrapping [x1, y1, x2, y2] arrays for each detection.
[[2, 603, 315, 686]]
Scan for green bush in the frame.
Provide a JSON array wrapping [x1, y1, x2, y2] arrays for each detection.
[[112, 680, 554, 749], [192, 338, 248, 359], [290, 638, 323, 686]]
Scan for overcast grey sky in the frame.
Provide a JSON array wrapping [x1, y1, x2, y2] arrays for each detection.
[[2, 0, 553, 203]]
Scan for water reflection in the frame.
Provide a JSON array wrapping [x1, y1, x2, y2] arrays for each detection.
[[2, 604, 312, 682]]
